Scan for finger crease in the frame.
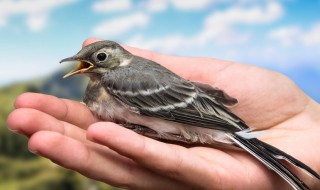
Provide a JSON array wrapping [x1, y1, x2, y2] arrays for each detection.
[[167, 145, 184, 177], [61, 100, 70, 121]]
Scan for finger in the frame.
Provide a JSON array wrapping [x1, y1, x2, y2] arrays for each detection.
[[29, 131, 189, 190], [14, 92, 98, 129], [87, 122, 234, 189], [82, 37, 103, 47], [7, 108, 86, 141]]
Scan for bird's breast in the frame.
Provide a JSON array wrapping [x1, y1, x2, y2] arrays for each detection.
[[83, 81, 125, 121]]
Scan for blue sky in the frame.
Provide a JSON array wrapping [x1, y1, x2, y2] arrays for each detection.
[[0, 0, 319, 100]]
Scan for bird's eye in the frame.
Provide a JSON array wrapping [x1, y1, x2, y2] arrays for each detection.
[[97, 53, 107, 61]]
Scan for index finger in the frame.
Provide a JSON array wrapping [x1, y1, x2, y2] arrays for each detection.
[[15, 93, 99, 129]]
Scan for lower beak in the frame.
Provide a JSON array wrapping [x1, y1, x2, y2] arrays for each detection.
[[60, 57, 94, 78]]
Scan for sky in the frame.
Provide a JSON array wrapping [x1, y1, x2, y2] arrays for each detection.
[[0, 0, 319, 100]]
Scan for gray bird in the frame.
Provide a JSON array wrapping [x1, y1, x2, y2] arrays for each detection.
[[60, 40, 319, 190]]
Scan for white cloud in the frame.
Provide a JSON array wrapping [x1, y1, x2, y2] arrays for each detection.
[[128, 2, 283, 51], [301, 23, 320, 46], [93, 12, 150, 37], [26, 13, 48, 32], [268, 22, 320, 47], [145, 0, 168, 12], [144, 0, 280, 12], [196, 2, 283, 45], [0, 56, 62, 86], [170, 0, 214, 10], [92, 0, 132, 12], [268, 26, 300, 46], [0, 16, 6, 27], [128, 35, 188, 52], [144, 0, 216, 12], [242, 45, 320, 69], [0, 0, 76, 31], [204, 2, 283, 26]]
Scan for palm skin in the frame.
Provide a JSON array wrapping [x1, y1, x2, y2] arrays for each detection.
[[7, 38, 320, 190]]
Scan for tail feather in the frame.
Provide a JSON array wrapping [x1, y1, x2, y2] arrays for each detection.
[[254, 139, 320, 180], [229, 134, 310, 190]]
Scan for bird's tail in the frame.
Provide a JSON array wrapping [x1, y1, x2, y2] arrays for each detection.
[[228, 134, 320, 190]]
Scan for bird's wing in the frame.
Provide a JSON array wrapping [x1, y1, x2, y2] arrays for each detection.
[[191, 81, 238, 106], [102, 60, 247, 132]]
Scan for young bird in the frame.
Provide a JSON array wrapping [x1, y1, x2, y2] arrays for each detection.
[[60, 40, 319, 190]]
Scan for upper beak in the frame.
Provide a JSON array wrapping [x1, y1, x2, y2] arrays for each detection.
[[60, 56, 78, 63], [60, 56, 94, 78]]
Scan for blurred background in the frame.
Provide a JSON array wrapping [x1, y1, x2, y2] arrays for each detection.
[[1, 0, 319, 189]]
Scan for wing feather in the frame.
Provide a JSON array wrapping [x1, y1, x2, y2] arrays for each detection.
[[102, 58, 247, 132], [192, 82, 238, 106]]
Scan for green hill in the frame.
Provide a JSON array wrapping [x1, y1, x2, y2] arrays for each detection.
[[1, 66, 88, 158], [0, 67, 118, 190], [31, 65, 89, 99]]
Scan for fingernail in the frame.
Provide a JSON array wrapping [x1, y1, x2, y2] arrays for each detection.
[[8, 128, 19, 133], [8, 128, 28, 136], [8, 128, 25, 135], [28, 148, 38, 155]]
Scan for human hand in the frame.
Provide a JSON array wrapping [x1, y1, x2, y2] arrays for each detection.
[[7, 38, 320, 189]]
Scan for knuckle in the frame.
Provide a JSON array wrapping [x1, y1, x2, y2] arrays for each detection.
[[14, 92, 31, 108], [165, 147, 184, 177], [151, 145, 184, 178]]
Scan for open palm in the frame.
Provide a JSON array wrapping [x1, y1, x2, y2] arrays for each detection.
[[7, 38, 320, 190]]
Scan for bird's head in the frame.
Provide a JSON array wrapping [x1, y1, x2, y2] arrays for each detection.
[[60, 40, 132, 78]]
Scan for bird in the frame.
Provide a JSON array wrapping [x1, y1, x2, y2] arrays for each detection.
[[60, 40, 319, 190]]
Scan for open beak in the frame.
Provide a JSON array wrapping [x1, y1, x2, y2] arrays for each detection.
[[60, 57, 94, 78]]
